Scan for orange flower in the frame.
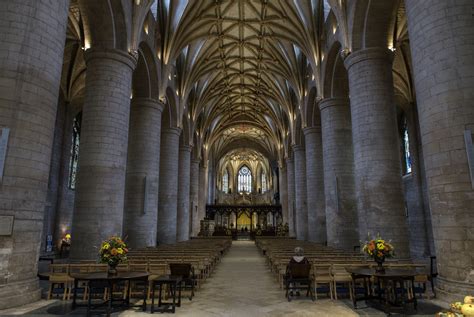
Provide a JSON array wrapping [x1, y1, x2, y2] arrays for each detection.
[[110, 248, 118, 256]]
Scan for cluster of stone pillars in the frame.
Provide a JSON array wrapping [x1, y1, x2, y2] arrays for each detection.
[[283, 48, 413, 258], [277, 0, 474, 300], [0, 4, 206, 288]]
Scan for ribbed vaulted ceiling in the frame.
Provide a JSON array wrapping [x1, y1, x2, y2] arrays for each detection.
[[160, 0, 324, 161]]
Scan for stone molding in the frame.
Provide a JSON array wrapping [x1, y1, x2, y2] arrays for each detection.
[[303, 126, 322, 135], [319, 98, 350, 111], [180, 145, 193, 152], [291, 144, 305, 152], [131, 98, 165, 113], [344, 47, 393, 71], [84, 48, 138, 70], [162, 126, 182, 136]]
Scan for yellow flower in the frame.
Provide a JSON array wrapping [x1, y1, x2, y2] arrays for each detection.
[[377, 243, 384, 250], [117, 248, 123, 254], [103, 243, 110, 250]]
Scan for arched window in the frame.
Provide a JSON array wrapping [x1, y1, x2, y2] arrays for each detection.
[[68, 112, 82, 189], [238, 165, 252, 193], [261, 172, 267, 193], [222, 169, 229, 193], [400, 115, 412, 175]]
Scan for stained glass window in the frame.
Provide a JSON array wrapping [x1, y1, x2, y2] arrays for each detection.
[[222, 169, 229, 193], [68, 112, 81, 189], [401, 116, 412, 175], [238, 165, 252, 193], [261, 172, 267, 193]]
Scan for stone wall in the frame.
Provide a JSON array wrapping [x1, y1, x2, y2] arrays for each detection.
[[0, 0, 69, 309]]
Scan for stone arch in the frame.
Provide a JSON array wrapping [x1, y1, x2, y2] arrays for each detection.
[[294, 115, 305, 147], [162, 87, 179, 129], [304, 87, 320, 128], [323, 41, 349, 98], [79, 0, 130, 50], [132, 42, 159, 100], [180, 114, 192, 147], [349, 0, 399, 51]]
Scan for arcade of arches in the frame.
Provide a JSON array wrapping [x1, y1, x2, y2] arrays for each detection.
[[0, 0, 473, 312]]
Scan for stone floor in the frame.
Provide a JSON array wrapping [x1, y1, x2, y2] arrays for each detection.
[[0, 241, 445, 316]]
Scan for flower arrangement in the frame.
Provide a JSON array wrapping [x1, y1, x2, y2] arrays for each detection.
[[362, 234, 394, 273], [99, 236, 128, 268], [362, 234, 394, 260]]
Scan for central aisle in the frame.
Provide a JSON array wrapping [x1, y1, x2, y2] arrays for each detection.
[[164, 241, 358, 317]]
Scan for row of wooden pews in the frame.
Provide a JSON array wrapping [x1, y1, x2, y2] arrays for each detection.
[[44, 238, 232, 301], [127, 237, 232, 290], [255, 237, 432, 300]]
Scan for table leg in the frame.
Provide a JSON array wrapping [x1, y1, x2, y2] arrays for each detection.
[[151, 281, 155, 314], [87, 285, 91, 317], [351, 275, 357, 309], [177, 281, 182, 307], [126, 281, 131, 306], [72, 279, 78, 310], [412, 279, 418, 311], [158, 283, 163, 308], [107, 280, 112, 317], [142, 278, 147, 311], [171, 283, 176, 313]]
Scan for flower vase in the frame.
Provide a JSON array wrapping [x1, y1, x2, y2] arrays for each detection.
[[374, 256, 385, 274], [108, 263, 118, 276]]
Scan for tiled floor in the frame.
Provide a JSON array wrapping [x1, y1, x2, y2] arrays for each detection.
[[0, 241, 445, 316]]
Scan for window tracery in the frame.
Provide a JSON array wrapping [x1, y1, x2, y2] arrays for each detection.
[[238, 165, 252, 193]]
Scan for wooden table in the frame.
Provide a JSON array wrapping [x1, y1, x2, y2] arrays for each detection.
[[150, 275, 183, 313], [71, 271, 149, 317], [346, 267, 417, 313]]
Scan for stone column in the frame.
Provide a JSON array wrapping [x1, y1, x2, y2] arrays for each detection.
[[198, 162, 208, 230], [304, 127, 326, 243], [70, 49, 136, 260], [319, 98, 359, 250], [177, 145, 192, 242], [123, 98, 164, 248], [157, 127, 181, 244], [286, 157, 296, 236], [189, 159, 200, 236], [53, 104, 77, 248], [279, 165, 288, 223], [406, 0, 474, 299], [344, 48, 410, 257], [0, 0, 69, 309], [42, 99, 67, 254], [293, 145, 308, 240]]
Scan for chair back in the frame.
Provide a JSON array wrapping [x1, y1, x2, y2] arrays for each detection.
[[287, 262, 311, 279], [50, 264, 69, 275], [169, 263, 192, 278]]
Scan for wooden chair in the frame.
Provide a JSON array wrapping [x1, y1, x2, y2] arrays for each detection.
[[331, 264, 353, 301], [169, 263, 195, 300], [285, 262, 315, 302], [147, 263, 168, 300], [128, 263, 149, 298], [68, 264, 89, 300], [313, 264, 333, 299], [84, 264, 108, 301], [48, 264, 74, 300]]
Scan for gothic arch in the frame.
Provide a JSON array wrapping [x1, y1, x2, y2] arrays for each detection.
[[132, 42, 159, 100], [323, 41, 350, 98], [348, 0, 399, 51]]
